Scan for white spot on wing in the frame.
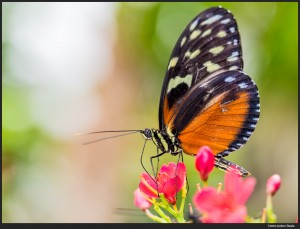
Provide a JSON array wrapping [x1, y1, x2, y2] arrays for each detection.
[[231, 51, 239, 57], [201, 14, 222, 25], [221, 18, 231, 24], [201, 29, 211, 37], [189, 19, 199, 31], [167, 74, 193, 93], [229, 27, 236, 33], [184, 51, 191, 58], [190, 49, 201, 59], [229, 66, 239, 70], [168, 57, 179, 70], [222, 150, 230, 155], [224, 76, 235, 82], [180, 36, 187, 47], [227, 51, 239, 62], [217, 31, 227, 38], [190, 29, 201, 40], [209, 46, 224, 55], [238, 82, 248, 89], [203, 61, 221, 72], [227, 56, 238, 62]]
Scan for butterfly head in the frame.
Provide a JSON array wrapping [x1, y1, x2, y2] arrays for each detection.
[[142, 128, 153, 140]]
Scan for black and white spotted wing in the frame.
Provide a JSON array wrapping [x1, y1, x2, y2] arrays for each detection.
[[156, 6, 260, 166], [159, 6, 244, 130]]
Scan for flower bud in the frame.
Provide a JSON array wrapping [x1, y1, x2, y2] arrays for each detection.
[[266, 174, 281, 196], [195, 146, 215, 182]]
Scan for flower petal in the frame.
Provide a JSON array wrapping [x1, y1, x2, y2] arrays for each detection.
[[193, 186, 248, 223], [224, 170, 243, 201], [162, 178, 178, 205], [175, 162, 186, 184], [134, 189, 152, 210], [202, 205, 247, 223], [156, 172, 169, 194], [238, 177, 256, 204], [139, 172, 158, 198], [160, 162, 186, 179], [159, 162, 186, 193], [160, 162, 177, 176], [193, 187, 223, 212], [224, 169, 256, 204]]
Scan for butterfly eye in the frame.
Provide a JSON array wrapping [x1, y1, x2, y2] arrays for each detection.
[[142, 128, 152, 140]]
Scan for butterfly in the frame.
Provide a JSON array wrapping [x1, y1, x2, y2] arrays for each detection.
[[84, 6, 260, 177], [141, 6, 260, 176]]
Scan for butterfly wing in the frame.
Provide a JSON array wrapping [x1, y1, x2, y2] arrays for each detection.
[[173, 70, 260, 156], [159, 6, 244, 130]]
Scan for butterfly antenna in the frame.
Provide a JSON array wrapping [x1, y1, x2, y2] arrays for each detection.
[[74, 130, 143, 145]]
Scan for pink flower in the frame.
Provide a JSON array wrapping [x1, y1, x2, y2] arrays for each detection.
[[266, 174, 281, 196], [138, 162, 186, 205], [134, 188, 152, 210], [193, 169, 256, 223], [195, 146, 215, 181]]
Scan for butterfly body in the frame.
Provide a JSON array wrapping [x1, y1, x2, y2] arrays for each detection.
[[141, 128, 181, 156], [140, 6, 260, 176]]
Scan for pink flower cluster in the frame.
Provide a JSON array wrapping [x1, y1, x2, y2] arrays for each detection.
[[193, 146, 256, 223], [134, 162, 186, 207], [133, 146, 284, 223]]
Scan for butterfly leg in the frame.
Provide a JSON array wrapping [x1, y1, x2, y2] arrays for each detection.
[[149, 150, 167, 197], [150, 150, 167, 176], [140, 139, 162, 196], [140, 139, 158, 185], [176, 150, 190, 194], [154, 147, 161, 177]]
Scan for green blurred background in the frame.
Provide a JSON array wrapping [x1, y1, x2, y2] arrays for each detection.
[[2, 2, 298, 223]]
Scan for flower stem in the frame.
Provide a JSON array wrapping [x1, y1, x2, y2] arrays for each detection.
[[266, 194, 277, 223], [179, 181, 187, 212], [158, 194, 186, 223], [261, 208, 266, 223], [153, 204, 172, 223], [159, 195, 177, 215], [145, 209, 168, 223]]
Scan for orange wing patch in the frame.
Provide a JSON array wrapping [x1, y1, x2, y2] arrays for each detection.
[[163, 96, 176, 131], [178, 91, 250, 156]]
